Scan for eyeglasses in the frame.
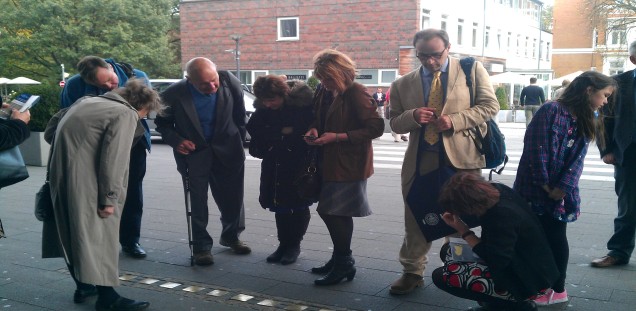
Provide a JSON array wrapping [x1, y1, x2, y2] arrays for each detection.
[[416, 48, 447, 60]]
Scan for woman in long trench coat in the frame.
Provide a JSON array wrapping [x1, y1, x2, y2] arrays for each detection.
[[43, 79, 162, 311]]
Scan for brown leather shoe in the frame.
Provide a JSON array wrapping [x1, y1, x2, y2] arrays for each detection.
[[219, 239, 252, 255], [591, 255, 627, 268], [389, 273, 423, 295], [193, 251, 214, 266]]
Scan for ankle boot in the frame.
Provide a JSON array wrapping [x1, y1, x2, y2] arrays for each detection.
[[280, 246, 300, 265], [281, 210, 310, 265], [266, 245, 286, 262], [311, 255, 334, 274], [314, 255, 356, 286]]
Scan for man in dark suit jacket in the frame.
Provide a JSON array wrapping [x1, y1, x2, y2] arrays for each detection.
[[592, 42, 636, 268], [156, 57, 250, 266]]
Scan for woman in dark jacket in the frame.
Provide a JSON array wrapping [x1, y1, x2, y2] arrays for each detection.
[[304, 49, 384, 285], [433, 172, 559, 311], [246, 75, 315, 265]]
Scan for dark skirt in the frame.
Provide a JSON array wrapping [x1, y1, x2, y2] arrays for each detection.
[[316, 180, 372, 217]]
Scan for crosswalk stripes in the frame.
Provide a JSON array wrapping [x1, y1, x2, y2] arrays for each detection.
[[246, 142, 615, 182]]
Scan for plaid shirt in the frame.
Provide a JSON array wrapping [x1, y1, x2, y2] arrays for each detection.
[[513, 102, 588, 222]]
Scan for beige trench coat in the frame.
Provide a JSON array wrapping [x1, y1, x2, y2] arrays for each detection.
[[45, 93, 139, 286]]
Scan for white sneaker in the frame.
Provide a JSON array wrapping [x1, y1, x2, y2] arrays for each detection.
[[533, 288, 568, 305]]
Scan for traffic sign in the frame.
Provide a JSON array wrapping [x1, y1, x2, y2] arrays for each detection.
[[59, 80, 65, 87]]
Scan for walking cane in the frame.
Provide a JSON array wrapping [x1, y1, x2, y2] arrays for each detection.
[[183, 161, 194, 266]]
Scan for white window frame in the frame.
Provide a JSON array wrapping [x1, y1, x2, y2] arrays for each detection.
[[252, 71, 269, 82], [379, 69, 398, 86], [421, 9, 431, 30], [277, 17, 299, 41]]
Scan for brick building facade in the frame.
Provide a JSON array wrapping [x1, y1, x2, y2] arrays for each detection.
[[181, 0, 416, 87], [180, 0, 552, 90], [552, 0, 636, 77]]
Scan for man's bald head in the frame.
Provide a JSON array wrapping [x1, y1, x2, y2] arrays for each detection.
[[185, 57, 219, 95]]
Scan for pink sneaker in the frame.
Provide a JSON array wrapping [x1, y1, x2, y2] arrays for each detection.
[[533, 288, 568, 305]]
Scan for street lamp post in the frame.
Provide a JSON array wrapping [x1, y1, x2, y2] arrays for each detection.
[[230, 34, 243, 82]]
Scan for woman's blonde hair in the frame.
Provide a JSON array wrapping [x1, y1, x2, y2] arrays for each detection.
[[312, 49, 356, 93]]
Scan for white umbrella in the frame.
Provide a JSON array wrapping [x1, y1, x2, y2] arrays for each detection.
[[489, 72, 530, 85], [7, 77, 41, 85], [546, 71, 583, 87], [0, 77, 11, 99]]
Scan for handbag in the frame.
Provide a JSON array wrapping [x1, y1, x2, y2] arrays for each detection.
[[34, 181, 53, 221], [295, 147, 321, 202], [34, 141, 54, 221], [0, 146, 29, 188]]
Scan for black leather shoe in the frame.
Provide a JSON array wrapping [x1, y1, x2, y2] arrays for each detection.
[[95, 297, 149, 311], [73, 286, 98, 303], [122, 243, 147, 259]]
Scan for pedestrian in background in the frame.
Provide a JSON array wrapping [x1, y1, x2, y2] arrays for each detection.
[[519, 77, 546, 126], [386, 86, 408, 142], [552, 79, 570, 100], [61, 56, 152, 259], [514, 71, 616, 306], [434, 172, 558, 311], [592, 40, 636, 269], [46, 79, 162, 311], [372, 87, 386, 118], [304, 49, 384, 286], [246, 75, 314, 265]]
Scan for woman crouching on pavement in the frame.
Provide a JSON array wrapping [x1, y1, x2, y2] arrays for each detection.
[[246, 74, 315, 265], [432, 172, 559, 311]]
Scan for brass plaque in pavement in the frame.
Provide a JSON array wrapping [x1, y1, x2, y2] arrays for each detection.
[[159, 282, 181, 289], [182, 286, 205, 293], [257, 299, 278, 307], [206, 289, 228, 297], [230, 294, 254, 302]]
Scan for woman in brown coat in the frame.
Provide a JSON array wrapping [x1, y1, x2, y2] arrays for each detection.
[[304, 49, 384, 285]]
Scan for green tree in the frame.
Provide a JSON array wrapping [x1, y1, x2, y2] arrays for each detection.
[[495, 87, 509, 110], [0, 0, 180, 81], [541, 5, 553, 32]]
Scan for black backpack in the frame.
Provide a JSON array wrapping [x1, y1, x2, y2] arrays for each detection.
[[459, 57, 508, 180], [117, 62, 136, 79]]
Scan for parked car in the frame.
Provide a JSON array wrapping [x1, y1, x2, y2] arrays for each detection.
[[147, 79, 255, 146]]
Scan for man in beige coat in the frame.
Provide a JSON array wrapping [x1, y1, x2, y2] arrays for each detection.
[[388, 29, 499, 295]]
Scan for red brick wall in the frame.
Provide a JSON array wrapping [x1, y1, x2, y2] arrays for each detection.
[[180, 0, 418, 72], [552, 0, 603, 76]]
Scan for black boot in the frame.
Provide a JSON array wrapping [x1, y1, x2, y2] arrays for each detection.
[[267, 213, 288, 263], [280, 210, 310, 265], [311, 256, 334, 274], [266, 245, 285, 263], [314, 254, 356, 286]]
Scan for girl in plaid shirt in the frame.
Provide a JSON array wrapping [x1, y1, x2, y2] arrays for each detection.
[[513, 71, 616, 306]]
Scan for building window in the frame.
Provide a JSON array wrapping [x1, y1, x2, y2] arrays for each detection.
[[252, 71, 268, 82], [525, 36, 530, 56], [379, 70, 398, 85], [532, 39, 537, 58], [277, 17, 299, 41], [472, 23, 478, 48], [507, 32, 512, 51], [497, 30, 502, 50], [516, 34, 521, 55], [609, 59, 625, 75], [421, 9, 430, 29], [608, 28, 626, 46], [485, 26, 490, 48], [457, 19, 464, 45], [546, 42, 551, 60], [441, 15, 448, 31]]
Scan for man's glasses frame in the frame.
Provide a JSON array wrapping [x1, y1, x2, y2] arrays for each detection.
[[416, 47, 448, 61]]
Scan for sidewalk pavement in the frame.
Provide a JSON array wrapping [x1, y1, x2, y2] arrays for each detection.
[[1, 125, 634, 311]]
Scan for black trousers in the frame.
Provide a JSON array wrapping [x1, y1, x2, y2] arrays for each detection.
[[119, 142, 147, 246]]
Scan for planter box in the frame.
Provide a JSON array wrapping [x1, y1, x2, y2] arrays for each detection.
[[19, 132, 49, 167]]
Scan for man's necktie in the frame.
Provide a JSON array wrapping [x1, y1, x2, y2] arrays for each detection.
[[424, 71, 442, 145]]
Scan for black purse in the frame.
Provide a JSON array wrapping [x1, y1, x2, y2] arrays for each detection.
[[34, 143, 54, 221], [295, 147, 321, 202]]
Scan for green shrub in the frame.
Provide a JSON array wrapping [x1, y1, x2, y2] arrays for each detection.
[[11, 82, 61, 132], [307, 76, 319, 91], [495, 87, 509, 110]]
